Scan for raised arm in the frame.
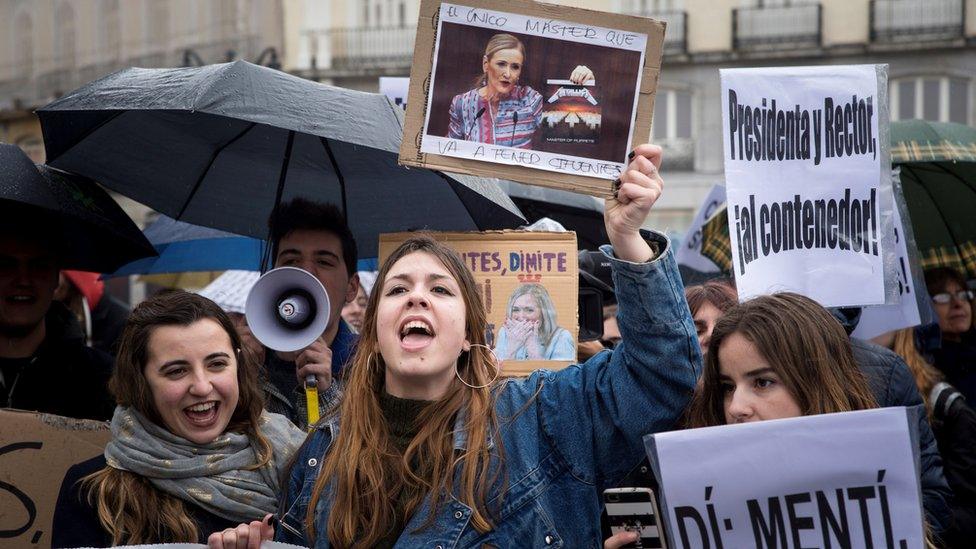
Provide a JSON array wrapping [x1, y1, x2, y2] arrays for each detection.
[[537, 144, 701, 488]]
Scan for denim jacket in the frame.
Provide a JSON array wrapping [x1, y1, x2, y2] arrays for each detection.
[[275, 234, 701, 548]]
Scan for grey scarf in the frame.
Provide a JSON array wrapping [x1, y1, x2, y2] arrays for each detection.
[[104, 406, 306, 522]]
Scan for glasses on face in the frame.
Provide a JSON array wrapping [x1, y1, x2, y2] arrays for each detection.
[[931, 290, 975, 304]]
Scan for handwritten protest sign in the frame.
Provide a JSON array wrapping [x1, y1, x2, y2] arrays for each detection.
[[380, 231, 577, 376], [721, 65, 894, 307], [0, 409, 110, 548], [676, 184, 726, 274], [400, 0, 664, 197], [645, 408, 924, 549]]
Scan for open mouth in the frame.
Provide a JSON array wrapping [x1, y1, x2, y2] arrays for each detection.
[[183, 401, 220, 426], [399, 318, 435, 349]]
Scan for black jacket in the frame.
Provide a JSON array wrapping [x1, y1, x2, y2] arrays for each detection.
[[0, 303, 114, 421], [932, 331, 976, 408], [52, 455, 238, 547], [930, 384, 976, 548]]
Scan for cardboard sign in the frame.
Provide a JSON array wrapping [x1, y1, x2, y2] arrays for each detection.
[[379, 231, 577, 376], [645, 408, 924, 549], [0, 409, 110, 548], [399, 0, 664, 197], [721, 65, 892, 307], [676, 184, 726, 274]]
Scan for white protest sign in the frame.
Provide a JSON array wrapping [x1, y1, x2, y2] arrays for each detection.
[[721, 65, 889, 307], [852, 200, 922, 339], [644, 408, 923, 549], [380, 76, 410, 110], [676, 184, 726, 273], [196, 270, 260, 314]]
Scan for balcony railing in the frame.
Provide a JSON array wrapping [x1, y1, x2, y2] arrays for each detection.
[[870, 0, 964, 43], [641, 11, 688, 56], [733, 3, 822, 51], [306, 26, 417, 73]]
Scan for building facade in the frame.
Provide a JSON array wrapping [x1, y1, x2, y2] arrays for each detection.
[[283, 0, 976, 232]]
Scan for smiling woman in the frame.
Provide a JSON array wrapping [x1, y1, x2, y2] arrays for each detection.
[[51, 291, 306, 547]]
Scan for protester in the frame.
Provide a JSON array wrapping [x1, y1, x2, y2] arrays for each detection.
[[52, 291, 305, 547], [0, 211, 114, 421], [340, 271, 376, 333], [493, 282, 575, 361], [54, 270, 130, 355], [683, 279, 737, 357], [208, 144, 699, 548], [889, 327, 976, 547], [447, 33, 594, 147], [251, 198, 360, 429], [925, 267, 976, 405]]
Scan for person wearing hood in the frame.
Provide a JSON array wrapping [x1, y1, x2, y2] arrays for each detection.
[[54, 270, 130, 356], [0, 210, 114, 421]]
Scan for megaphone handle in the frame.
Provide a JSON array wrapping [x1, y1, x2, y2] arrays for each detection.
[[304, 374, 320, 429]]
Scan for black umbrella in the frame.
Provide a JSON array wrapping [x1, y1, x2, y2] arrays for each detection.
[[496, 180, 607, 250], [0, 143, 155, 272], [37, 61, 525, 258]]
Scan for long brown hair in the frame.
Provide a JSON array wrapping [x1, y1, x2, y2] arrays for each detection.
[[687, 292, 877, 427], [83, 290, 270, 544], [308, 235, 503, 547], [892, 327, 943, 417]]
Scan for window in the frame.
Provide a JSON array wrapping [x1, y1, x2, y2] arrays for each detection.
[[103, 0, 120, 59], [54, 2, 77, 68], [891, 76, 970, 124], [652, 88, 694, 170], [13, 12, 32, 78], [619, 0, 683, 14], [148, 1, 170, 49]]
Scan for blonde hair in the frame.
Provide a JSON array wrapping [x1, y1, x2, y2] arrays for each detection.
[[505, 283, 560, 349], [891, 327, 943, 418], [308, 235, 504, 547], [473, 33, 526, 88]]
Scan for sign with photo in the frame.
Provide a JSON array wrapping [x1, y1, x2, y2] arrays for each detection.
[[399, 0, 665, 197], [720, 64, 893, 307], [379, 231, 578, 376]]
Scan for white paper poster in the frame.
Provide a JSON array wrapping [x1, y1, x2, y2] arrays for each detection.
[[676, 184, 726, 273], [852, 200, 922, 339], [380, 76, 410, 110], [645, 408, 924, 549], [721, 65, 889, 307]]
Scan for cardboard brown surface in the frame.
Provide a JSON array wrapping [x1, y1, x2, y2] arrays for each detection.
[[0, 409, 110, 548], [379, 231, 578, 376], [400, 0, 664, 197]]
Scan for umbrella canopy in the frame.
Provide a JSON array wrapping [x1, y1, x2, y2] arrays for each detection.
[[108, 215, 265, 277], [892, 120, 976, 280], [0, 144, 155, 272], [496, 180, 607, 250], [38, 61, 525, 258]]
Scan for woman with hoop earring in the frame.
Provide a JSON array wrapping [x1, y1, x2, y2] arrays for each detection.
[[209, 144, 699, 548], [447, 33, 594, 148]]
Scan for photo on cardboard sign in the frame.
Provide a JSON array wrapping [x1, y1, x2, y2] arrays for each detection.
[[412, 1, 651, 187]]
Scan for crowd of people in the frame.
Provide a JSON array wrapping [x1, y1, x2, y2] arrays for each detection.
[[0, 139, 973, 548]]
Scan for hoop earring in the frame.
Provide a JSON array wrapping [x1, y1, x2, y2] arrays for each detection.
[[455, 343, 500, 389], [365, 352, 381, 373]]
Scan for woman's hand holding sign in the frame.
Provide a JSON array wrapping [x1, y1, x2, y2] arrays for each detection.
[[605, 144, 664, 263]]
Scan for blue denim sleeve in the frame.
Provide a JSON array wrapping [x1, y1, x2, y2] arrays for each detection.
[[536, 232, 701, 489]]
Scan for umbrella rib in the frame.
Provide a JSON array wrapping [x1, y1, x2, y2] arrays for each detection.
[[176, 122, 257, 219], [44, 110, 127, 164], [319, 137, 348, 219], [264, 130, 297, 271], [902, 165, 964, 249]]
